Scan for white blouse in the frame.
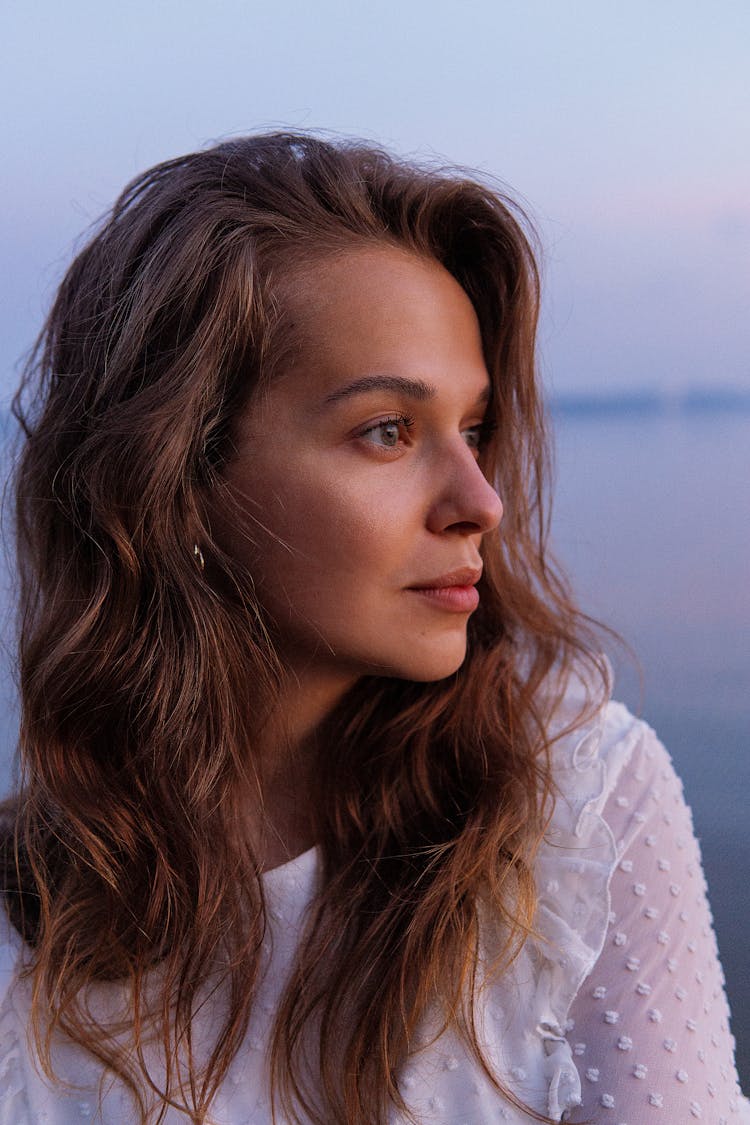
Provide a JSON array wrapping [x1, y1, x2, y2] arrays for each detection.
[[1, 679, 748, 1123]]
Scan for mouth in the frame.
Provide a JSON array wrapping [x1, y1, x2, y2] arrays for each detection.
[[406, 566, 482, 613]]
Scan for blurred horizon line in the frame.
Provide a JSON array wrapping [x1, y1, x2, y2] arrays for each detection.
[[550, 385, 750, 418]]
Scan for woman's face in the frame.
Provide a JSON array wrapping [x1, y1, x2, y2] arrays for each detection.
[[221, 245, 503, 687]]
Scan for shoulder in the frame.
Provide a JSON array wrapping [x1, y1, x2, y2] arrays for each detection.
[[534, 652, 678, 819], [597, 701, 675, 825], [540, 656, 661, 836]]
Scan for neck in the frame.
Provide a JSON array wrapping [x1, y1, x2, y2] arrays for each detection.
[[252, 663, 357, 871]]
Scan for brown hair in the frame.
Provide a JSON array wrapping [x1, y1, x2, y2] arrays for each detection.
[[2, 132, 607, 1123]]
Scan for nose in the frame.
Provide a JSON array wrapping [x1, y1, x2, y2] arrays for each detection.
[[425, 444, 504, 537]]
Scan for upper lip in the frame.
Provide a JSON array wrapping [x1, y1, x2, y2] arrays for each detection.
[[408, 566, 483, 589]]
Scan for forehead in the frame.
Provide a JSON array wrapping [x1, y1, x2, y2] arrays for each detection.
[[274, 244, 488, 400]]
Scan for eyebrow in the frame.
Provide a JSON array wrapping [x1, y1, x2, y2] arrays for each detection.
[[322, 375, 490, 407], [322, 375, 436, 406]]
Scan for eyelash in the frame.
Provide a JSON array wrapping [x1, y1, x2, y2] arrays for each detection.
[[358, 414, 415, 446], [471, 418, 497, 449]]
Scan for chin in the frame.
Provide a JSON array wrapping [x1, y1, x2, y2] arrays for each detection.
[[381, 639, 469, 683]]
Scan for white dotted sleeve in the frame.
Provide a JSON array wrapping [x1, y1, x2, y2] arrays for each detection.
[[564, 725, 749, 1123]]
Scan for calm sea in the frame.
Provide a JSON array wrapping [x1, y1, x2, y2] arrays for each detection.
[[0, 406, 748, 1082]]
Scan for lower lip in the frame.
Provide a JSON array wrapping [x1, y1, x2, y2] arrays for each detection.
[[408, 585, 480, 613]]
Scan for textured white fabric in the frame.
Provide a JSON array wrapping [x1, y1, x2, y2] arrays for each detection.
[[1, 686, 747, 1123], [566, 725, 748, 1124]]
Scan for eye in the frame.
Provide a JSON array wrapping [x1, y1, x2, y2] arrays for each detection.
[[462, 419, 495, 455], [462, 425, 483, 452], [358, 414, 414, 449]]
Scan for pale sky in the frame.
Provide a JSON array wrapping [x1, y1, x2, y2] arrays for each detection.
[[2, 0, 749, 400]]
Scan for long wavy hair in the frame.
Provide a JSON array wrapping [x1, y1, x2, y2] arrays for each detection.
[[2, 132, 608, 1124]]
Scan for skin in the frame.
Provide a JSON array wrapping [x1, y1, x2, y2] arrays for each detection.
[[220, 244, 503, 865]]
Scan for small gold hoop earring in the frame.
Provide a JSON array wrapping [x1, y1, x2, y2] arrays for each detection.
[[193, 543, 205, 571]]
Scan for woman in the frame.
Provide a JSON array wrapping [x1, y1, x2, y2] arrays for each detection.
[[0, 132, 746, 1124]]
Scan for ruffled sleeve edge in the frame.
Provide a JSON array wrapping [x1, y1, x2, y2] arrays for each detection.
[[535, 697, 645, 1006], [528, 667, 649, 1118]]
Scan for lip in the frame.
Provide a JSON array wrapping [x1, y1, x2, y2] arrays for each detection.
[[406, 566, 483, 613], [409, 566, 483, 589]]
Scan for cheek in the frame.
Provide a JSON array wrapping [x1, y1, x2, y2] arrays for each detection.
[[252, 463, 414, 592], [289, 475, 396, 572]]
